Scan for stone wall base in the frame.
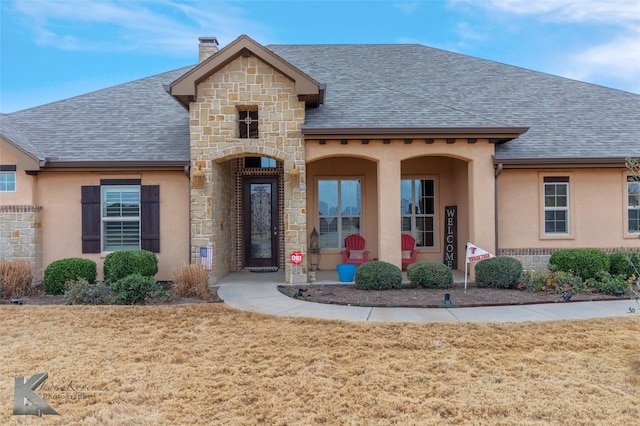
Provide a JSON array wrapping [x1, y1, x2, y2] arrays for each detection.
[[499, 247, 640, 273], [0, 205, 43, 282]]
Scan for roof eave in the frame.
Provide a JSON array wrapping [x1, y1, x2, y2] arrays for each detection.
[[494, 157, 631, 168], [170, 34, 322, 108], [302, 127, 529, 142], [0, 135, 41, 170], [35, 160, 189, 172]]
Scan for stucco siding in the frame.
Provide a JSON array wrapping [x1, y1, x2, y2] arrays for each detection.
[[498, 168, 640, 250], [0, 145, 37, 205], [36, 171, 189, 281]]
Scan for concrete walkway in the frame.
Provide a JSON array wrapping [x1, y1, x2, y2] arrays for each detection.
[[216, 271, 639, 323]]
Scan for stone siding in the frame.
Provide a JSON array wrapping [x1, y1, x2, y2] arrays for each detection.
[[499, 247, 640, 273], [0, 205, 43, 282], [189, 54, 307, 284]]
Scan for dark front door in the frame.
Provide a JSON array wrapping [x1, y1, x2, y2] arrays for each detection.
[[243, 177, 278, 268]]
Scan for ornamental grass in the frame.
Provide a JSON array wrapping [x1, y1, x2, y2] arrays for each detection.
[[0, 260, 34, 298], [171, 264, 210, 300]]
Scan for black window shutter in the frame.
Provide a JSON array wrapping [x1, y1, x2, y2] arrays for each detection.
[[81, 186, 101, 253], [141, 185, 160, 253]]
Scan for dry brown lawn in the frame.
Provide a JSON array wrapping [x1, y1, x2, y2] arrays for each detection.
[[1, 304, 638, 425]]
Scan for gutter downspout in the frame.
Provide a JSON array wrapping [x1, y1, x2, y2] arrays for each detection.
[[185, 165, 193, 266], [494, 162, 503, 255]]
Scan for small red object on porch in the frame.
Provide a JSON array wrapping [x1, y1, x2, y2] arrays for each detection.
[[401, 234, 418, 267], [340, 234, 369, 264], [290, 251, 304, 265]]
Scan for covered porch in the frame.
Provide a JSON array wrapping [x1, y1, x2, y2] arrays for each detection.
[[304, 135, 500, 275]]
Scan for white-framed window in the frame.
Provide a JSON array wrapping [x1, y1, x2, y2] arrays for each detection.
[[628, 176, 640, 233], [543, 176, 569, 234], [401, 178, 436, 247], [0, 166, 16, 192], [102, 186, 141, 251], [317, 179, 361, 249]]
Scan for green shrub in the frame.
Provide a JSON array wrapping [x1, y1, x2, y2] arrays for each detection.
[[109, 273, 164, 304], [103, 250, 158, 283], [43, 258, 97, 295], [354, 261, 402, 290], [64, 279, 110, 305], [586, 271, 631, 295], [609, 251, 640, 279], [518, 270, 585, 294], [407, 262, 452, 289], [548, 248, 609, 281], [475, 256, 523, 289], [0, 260, 35, 298]]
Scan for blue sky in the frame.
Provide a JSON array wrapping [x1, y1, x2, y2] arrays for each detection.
[[1, 0, 639, 113]]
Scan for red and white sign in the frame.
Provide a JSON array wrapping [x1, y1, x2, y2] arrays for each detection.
[[465, 243, 494, 263], [290, 251, 304, 265]]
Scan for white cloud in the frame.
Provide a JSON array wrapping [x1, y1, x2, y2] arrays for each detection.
[[10, 0, 264, 56], [566, 31, 640, 92], [455, 22, 486, 42], [451, 0, 640, 92], [453, 0, 640, 27], [393, 2, 419, 15], [575, 33, 640, 76]]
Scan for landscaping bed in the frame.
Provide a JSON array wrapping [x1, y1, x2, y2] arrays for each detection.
[[2, 282, 222, 306], [278, 282, 628, 308]]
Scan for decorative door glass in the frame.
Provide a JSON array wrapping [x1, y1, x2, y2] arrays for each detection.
[[250, 183, 272, 258]]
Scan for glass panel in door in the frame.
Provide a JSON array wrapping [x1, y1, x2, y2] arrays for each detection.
[[244, 178, 278, 268]]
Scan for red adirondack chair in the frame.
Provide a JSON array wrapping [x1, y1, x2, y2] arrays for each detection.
[[341, 234, 369, 264], [401, 234, 418, 267]]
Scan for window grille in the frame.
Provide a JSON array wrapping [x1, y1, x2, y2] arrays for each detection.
[[543, 177, 569, 234], [401, 179, 436, 247], [239, 110, 258, 139]]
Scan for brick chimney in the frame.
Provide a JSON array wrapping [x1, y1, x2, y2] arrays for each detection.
[[198, 37, 219, 62]]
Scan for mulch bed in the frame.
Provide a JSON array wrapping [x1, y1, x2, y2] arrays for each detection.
[[5, 283, 632, 308], [278, 282, 627, 308]]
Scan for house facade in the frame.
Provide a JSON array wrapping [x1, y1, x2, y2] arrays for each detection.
[[1, 35, 639, 284]]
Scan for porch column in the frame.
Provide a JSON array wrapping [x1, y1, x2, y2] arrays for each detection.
[[377, 157, 401, 268], [467, 157, 496, 253]]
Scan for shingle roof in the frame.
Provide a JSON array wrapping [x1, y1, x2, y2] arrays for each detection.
[[267, 44, 640, 160], [3, 67, 192, 163], [3, 43, 639, 164], [1, 114, 45, 159]]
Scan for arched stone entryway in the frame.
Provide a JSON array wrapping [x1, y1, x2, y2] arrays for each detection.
[[190, 149, 306, 285]]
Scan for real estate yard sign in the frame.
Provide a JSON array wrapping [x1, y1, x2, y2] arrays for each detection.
[[464, 243, 495, 291]]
